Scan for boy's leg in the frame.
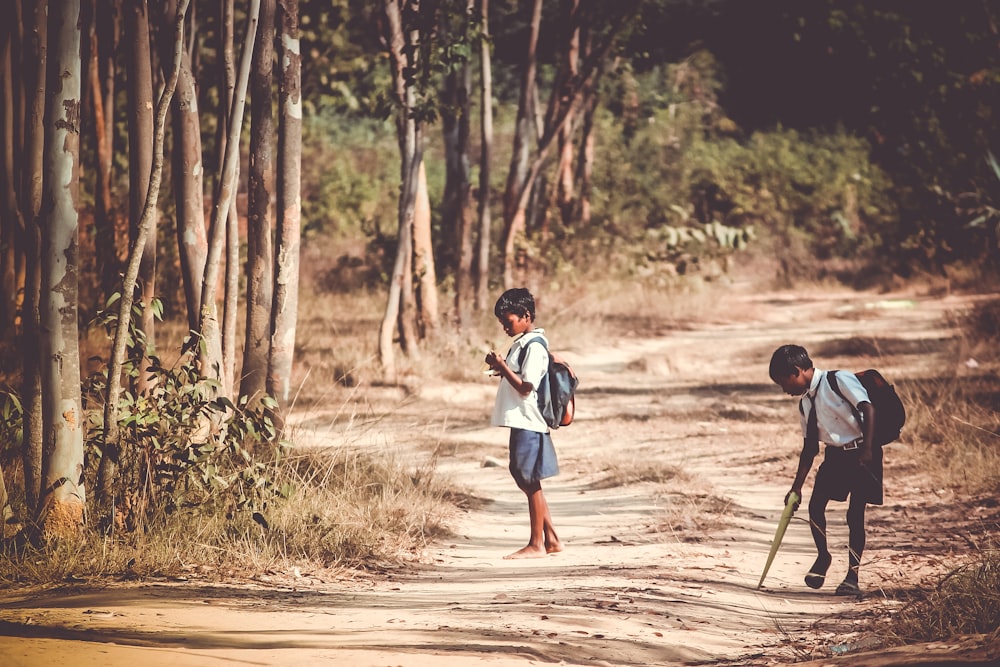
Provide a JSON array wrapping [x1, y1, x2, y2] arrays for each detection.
[[836, 495, 867, 594], [504, 481, 548, 559], [805, 493, 832, 588], [538, 487, 562, 553]]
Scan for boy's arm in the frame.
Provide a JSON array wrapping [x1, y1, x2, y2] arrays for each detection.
[[858, 401, 876, 465], [485, 351, 534, 396], [788, 439, 818, 504]]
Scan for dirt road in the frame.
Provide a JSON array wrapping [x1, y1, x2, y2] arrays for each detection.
[[1, 288, 996, 666]]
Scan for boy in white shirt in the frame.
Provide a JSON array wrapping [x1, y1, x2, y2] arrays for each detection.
[[485, 288, 562, 559], [769, 344, 879, 595]]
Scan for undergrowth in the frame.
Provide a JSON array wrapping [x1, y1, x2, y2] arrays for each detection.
[[0, 443, 454, 584]]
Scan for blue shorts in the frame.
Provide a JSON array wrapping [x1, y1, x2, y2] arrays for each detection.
[[508, 428, 559, 491]]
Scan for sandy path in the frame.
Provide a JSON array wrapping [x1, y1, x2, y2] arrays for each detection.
[[0, 288, 993, 666]]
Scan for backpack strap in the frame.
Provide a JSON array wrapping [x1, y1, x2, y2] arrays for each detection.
[[516, 335, 548, 373], [826, 370, 864, 428]]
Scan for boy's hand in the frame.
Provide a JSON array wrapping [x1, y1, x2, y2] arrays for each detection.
[[784, 489, 801, 511], [485, 351, 504, 374], [858, 444, 873, 466]]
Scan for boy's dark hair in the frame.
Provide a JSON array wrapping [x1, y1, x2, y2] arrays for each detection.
[[769, 344, 813, 381], [494, 287, 536, 321]]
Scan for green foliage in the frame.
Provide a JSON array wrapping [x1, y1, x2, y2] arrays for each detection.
[[301, 116, 399, 239], [584, 68, 895, 279], [85, 298, 288, 528]]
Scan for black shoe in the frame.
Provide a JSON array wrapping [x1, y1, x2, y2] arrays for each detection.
[[835, 576, 862, 596], [805, 552, 832, 589]]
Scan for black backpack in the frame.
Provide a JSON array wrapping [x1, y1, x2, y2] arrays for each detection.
[[518, 337, 579, 429], [827, 369, 906, 447]]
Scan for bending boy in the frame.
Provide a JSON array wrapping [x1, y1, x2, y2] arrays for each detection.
[[485, 288, 563, 559], [769, 344, 880, 595]]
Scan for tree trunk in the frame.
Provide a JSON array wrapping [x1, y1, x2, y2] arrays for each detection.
[[501, 2, 639, 287], [165, 0, 207, 332], [574, 28, 597, 227], [474, 0, 492, 312], [20, 0, 46, 514], [555, 0, 580, 231], [413, 159, 438, 335], [124, 0, 155, 391], [88, 0, 119, 303], [219, 0, 240, 399], [96, 0, 187, 522], [199, 0, 259, 384], [501, 0, 541, 289], [0, 13, 22, 340], [378, 0, 422, 376], [39, 0, 85, 539], [95, 0, 160, 516], [442, 0, 474, 325], [268, 0, 301, 414], [240, 0, 275, 402]]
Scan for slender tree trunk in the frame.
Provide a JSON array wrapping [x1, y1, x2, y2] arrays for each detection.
[[95, 0, 157, 513], [268, 0, 301, 413], [413, 159, 437, 335], [474, 0, 492, 312], [0, 14, 21, 339], [218, 0, 239, 399], [199, 0, 259, 383], [502, 2, 639, 287], [555, 0, 580, 230], [501, 0, 541, 289], [574, 29, 597, 226], [165, 0, 207, 332], [88, 0, 118, 302], [442, 0, 474, 325], [240, 0, 275, 402], [38, 0, 85, 539], [20, 0, 46, 514], [96, 0, 188, 519], [124, 0, 156, 391], [378, 0, 422, 375]]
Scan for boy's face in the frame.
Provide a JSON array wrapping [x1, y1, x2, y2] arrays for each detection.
[[497, 311, 532, 337], [775, 368, 810, 396]]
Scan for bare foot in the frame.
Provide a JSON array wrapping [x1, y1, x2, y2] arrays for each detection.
[[503, 545, 548, 559], [545, 540, 563, 554]]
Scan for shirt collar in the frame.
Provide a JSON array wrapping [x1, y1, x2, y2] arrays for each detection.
[[807, 368, 824, 396]]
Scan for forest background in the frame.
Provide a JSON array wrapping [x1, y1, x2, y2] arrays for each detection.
[[0, 0, 997, 649]]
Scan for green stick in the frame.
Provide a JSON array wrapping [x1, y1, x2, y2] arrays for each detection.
[[757, 490, 800, 590]]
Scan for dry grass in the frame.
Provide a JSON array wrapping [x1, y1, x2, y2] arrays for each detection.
[[883, 548, 1000, 644], [0, 442, 458, 584]]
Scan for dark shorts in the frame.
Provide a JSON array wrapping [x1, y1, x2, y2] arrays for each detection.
[[508, 428, 559, 491], [814, 444, 884, 506]]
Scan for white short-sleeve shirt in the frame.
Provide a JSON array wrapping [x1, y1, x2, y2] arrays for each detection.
[[490, 329, 549, 433], [799, 369, 870, 447]]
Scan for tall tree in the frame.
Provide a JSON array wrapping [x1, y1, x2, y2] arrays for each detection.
[[241, 0, 276, 402], [500, 0, 541, 289], [124, 0, 156, 392], [218, 0, 240, 398], [39, 0, 85, 539], [0, 3, 23, 339], [20, 0, 47, 513], [474, 0, 493, 311], [500, 0, 640, 288], [553, 0, 580, 230], [268, 0, 302, 412], [198, 0, 260, 385], [94, 0, 158, 514], [164, 0, 207, 332], [87, 0, 120, 302], [378, 0, 425, 376], [440, 0, 475, 325]]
